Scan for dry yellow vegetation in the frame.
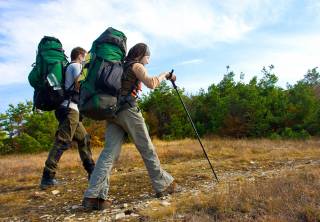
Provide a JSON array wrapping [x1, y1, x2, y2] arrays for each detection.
[[0, 138, 319, 221]]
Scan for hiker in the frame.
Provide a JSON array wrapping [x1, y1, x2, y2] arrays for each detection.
[[40, 47, 95, 189], [82, 43, 180, 210]]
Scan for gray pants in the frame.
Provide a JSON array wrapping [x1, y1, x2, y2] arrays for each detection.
[[84, 107, 174, 200]]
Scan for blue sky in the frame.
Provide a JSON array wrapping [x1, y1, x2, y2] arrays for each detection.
[[0, 0, 320, 113]]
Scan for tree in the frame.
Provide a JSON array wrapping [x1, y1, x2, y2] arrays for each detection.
[[286, 82, 319, 135], [0, 101, 57, 153], [301, 67, 320, 86], [82, 118, 105, 148], [139, 82, 193, 139], [0, 101, 33, 138], [0, 129, 7, 150], [3, 65, 320, 154], [258, 65, 278, 90], [24, 111, 58, 150]]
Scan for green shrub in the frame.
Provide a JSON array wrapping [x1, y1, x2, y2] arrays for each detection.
[[0, 138, 13, 154], [281, 128, 311, 140], [298, 129, 311, 140], [11, 133, 43, 153], [269, 132, 281, 140]]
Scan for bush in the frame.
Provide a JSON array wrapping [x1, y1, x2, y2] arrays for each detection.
[[269, 132, 281, 140], [24, 111, 57, 151], [0, 138, 13, 155], [281, 127, 295, 139], [11, 133, 43, 153], [299, 129, 311, 140], [281, 128, 311, 140]]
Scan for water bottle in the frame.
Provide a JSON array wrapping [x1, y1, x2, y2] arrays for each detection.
[[47, 73, 62, 90]]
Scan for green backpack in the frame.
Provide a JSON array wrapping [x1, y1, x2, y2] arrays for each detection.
[[28, 36, 69, 111], [79, 27, 127, 120]]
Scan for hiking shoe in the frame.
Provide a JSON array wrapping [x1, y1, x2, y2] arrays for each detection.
[[156, 181, 182, 198], [82, 197, 112, 211], [40, 177, 58, 190]]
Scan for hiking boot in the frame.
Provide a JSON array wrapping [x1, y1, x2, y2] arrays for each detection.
[[82, 197, 112, 211], [40, 169, 58, 190], [156, 181, 182, 198], [40, 177, 59, 190]]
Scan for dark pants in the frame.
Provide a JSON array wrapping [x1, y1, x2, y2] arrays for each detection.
[[42, 106, 95, 179]]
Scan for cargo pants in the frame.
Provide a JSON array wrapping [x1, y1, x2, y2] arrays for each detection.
[[42, 106, 95, 179]]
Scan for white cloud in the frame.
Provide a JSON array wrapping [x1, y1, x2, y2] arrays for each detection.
[[175, 59, 203, 66], [0, 0, 303, 85], [231, 33, 320, 87]]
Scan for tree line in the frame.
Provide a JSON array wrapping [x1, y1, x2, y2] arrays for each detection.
[[1, 66, 320, 154]]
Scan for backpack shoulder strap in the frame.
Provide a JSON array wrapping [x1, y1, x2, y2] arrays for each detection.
[[63, 61, 78, 91], [122, 61, 139, 79]]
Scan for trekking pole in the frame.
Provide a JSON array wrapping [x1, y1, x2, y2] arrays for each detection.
[[168, 69, 219, 182]]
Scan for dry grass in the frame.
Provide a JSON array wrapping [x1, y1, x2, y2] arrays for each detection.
[[0, 138, 319, 221], [1, 138, 319, 179], [157, 168, 320, 222]]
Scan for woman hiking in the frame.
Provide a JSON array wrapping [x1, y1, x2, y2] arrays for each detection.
[[82, 43, 181, 210]]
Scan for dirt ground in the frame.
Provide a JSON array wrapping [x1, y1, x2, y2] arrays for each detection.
[[1, 138, 319, 221]]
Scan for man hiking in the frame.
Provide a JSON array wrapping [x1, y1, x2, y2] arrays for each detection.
[[40, 47, 95, 189]]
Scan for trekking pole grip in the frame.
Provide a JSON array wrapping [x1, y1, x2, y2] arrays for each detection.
[[168, 69, 177, 89]]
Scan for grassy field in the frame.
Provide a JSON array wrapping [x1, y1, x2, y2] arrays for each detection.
[[0, 138, 319, 221]]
